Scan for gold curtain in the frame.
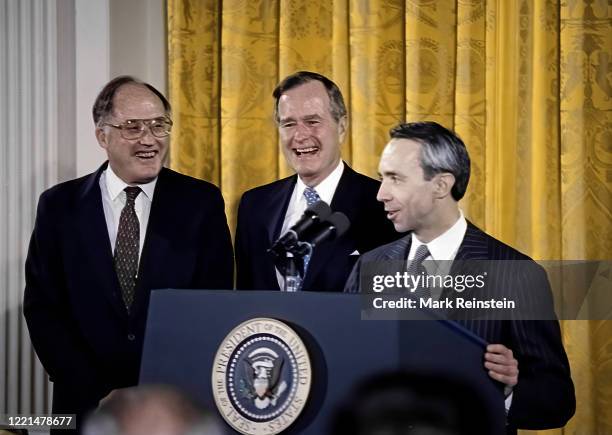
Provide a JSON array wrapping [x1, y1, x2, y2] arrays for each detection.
[[167, 0, 612, 432]]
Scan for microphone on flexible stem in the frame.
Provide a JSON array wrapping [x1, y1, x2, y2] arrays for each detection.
[[267, 200, 351, 292], [306, 212, 351, 247], [290, 211, 350, 258], [268, 201, 332, 256], [281, 213, 350, 292]]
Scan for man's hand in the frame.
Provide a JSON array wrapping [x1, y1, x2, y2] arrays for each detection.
[[485, 343, 518, 387]]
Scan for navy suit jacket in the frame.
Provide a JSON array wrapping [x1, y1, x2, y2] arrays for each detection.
[[24, 163, 233, 425], [344, 222, 575, 432], [235, 163, 398, 292]]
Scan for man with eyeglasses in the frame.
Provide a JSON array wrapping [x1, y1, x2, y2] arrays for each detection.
[[23, 76, 233, 433]]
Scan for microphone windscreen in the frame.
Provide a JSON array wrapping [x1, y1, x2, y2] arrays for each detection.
[[305, 200, 332, 220], [327, 212, 350, 238]]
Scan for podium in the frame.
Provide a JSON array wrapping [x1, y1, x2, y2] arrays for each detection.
[[140, 290, 505, 434]]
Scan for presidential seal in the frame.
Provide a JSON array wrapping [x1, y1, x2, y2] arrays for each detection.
[[212, 318, 312, 435]]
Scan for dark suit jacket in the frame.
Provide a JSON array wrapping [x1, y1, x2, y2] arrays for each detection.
[[344, 222, 575, 432], [23, 163, 233, 428], [235, 163, 398, 292]]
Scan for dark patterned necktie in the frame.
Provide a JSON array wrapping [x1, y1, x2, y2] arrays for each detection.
[[407, 244, 432, 299], [300, 187, 321, 283], [114, 186, 141, 311]]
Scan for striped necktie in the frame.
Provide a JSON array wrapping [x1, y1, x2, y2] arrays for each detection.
[[407, 244, 432, 300]]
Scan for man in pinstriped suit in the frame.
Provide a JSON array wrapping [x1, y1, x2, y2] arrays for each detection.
[[344, 122, 575, 433]]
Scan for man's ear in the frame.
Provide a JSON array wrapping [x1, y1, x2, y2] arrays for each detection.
[[95, 127, 109, 150], [433, 173, 456, 199], [337, 116, 348, 143]]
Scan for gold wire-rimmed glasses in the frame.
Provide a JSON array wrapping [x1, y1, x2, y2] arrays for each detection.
[[101, 117, 173, 140]]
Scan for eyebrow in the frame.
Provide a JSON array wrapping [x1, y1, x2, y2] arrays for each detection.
[[303, 114, 322, 120], [379, 170, 404, 179], [124, 116, 168, 122], [278, 116, 295, 124], [279, 114, 323, 123]]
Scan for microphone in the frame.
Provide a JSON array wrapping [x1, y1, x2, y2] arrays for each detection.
[[268, 201, 332, 255], [271, 208, 351, 292], [306, 212, 350, 247], [291, 201, 332, 236]]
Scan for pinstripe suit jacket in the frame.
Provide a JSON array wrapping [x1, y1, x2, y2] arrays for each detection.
[[344, 222, 575, 431]]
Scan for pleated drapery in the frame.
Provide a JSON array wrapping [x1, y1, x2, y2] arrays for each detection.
[[167, 1, 612, 433]]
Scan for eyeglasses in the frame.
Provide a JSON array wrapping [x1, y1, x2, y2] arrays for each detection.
[[101, 117, 173, 140]]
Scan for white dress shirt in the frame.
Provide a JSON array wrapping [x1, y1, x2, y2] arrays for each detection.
[[99, 165, 157, 260], [276, 160, 345, 289], [406, 211, 467, 300]]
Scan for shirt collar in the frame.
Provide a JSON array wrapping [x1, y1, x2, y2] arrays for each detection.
[[411, 211, 467, 261], [104, 164, 157, 201], [295, 160, 344, 205]]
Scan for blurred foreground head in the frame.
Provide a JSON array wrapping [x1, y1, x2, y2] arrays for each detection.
[[330, 371, 493, 435], [84, 385, 223, 435]]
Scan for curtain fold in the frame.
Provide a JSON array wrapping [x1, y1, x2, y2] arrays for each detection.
[[167, 1, 612, 432], [168, 0, 221, 185], [219, 1, 280, 226]]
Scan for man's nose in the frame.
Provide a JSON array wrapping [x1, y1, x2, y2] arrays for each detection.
[[294, 122, 310, 141], [376, 182, 389, 203], [139, 127, 156, 145]]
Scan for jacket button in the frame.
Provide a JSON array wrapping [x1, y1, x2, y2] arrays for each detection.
[[127, 333, 136, 341]]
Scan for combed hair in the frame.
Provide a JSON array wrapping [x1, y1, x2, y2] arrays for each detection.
[[92, 75, 171, 124], [272, 71, 347, 123], [389, 122, 471, 201]]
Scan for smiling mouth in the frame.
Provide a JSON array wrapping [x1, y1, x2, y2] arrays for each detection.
[[135, 151, 158, 160], [293, 147, 319, 157]]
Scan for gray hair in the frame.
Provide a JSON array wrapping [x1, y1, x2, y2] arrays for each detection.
[[389, 122, 471, 201], [272, 71, 347, 123]]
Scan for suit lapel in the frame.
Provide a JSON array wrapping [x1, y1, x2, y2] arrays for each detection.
[[301, 165, 354, 289], [441, 222, 490, 302], [376, 235, 412, 289], [268, 176, 297, 244], [130, 168, 174, 316], [382, 234, 412, 261], [454, 222, 490, 261], [75, 163, 127, 319], [260, 176, 296, 291]]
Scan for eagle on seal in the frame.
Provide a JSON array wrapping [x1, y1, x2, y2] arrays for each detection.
[[243, 350, 287, 409]]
